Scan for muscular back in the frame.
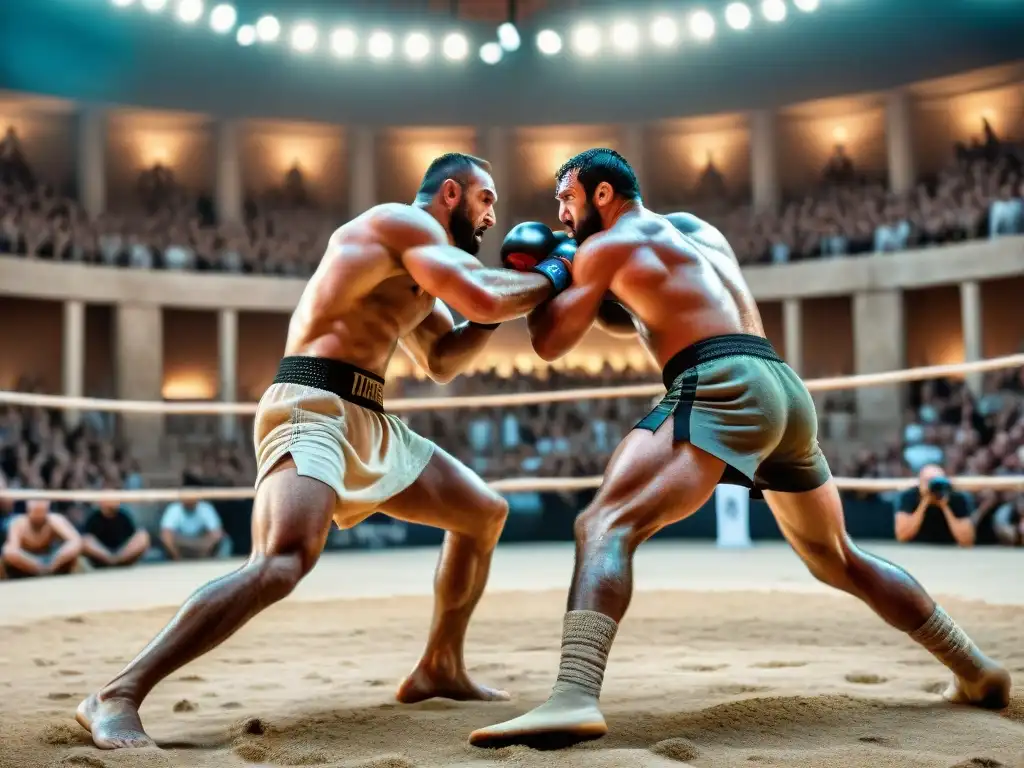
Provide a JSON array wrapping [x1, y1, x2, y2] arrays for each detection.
[[605, 211, 765, 368], [284, 204, 441, 377]]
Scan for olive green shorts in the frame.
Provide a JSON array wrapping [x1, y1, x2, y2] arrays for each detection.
[[635, 334, 831, 493]]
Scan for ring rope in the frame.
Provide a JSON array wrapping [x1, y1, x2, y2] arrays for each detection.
[[0, 354, 1020, 415], [2, 474, 1023, 503]]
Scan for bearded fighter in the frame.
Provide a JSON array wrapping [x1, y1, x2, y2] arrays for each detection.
[[77, 153, 578, 749], [470, 148, 1011, 748]]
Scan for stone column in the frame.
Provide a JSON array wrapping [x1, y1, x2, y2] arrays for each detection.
[[218, 309, 238, 440], [77, 107, 106, 220], [216, 119, 243, 225], [750, 109, 779, 214], [115, 304, 163, 463], [783, 298, 802, 375], [62, 300, 85, 428], [478, 125, 510, 266], [885, 89, 916, 196], [960, 280, 983, 394], [348, 126, 376, 220], [853, 290, 906, 444]]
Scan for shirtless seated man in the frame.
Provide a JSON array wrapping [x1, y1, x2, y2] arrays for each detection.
[[78, 152, 575, 749], [470, 148, 1012, 748], [1, 499, 83, 579]]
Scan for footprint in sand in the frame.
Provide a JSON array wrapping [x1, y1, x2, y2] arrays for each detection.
[[221, 702, 244, 709], [650, 737, 700, 762], [47, 692, 76, 700], [304, 673, 331, 682], [711, 684, 770, 695], [752, 661, 808, 669], [64, 617, 86, 625], [923, 681, 948, 694], [678, 663, 729, 672], [859, 735, 899, 748], [845, 673, 888, 685], [364, 679, 389, 688], [57, 670, 83, 677], [178, 674, 205, 682], [342, 756, 416, 768], [33, 658, 56, 668], [173, 699, 198, 713], [950, 760, 1004, 768], [59, 754, 109, 768]]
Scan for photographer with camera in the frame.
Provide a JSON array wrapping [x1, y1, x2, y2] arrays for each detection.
[[895, 464, 976, 547]]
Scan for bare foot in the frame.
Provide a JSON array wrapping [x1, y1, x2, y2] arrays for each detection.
[[469, 686, 607, 749], [396, 663, 509, 704], [76, 693, 155, 749], [942, 660, 1012, 709]]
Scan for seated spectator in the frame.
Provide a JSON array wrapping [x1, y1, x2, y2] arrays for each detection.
[[0, 499, 83, 578], [160, 493, 230, 561], [894, 464, 975, 547], [81, 493, 151, 568], [992, 494, 1023, 547]]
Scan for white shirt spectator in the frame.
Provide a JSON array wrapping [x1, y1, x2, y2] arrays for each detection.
[[164, 243, 195, 270], [161, 500, 222, 538]]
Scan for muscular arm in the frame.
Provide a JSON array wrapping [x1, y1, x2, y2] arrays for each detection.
[[938, 498, 976, 548], [527, 236, 627, 361], [400, 300, 496, 384], [404, 245, 552, 324]]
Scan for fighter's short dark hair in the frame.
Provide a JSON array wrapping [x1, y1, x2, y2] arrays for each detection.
[[555, 148, 641, 202], [416, 152, 492, 201]]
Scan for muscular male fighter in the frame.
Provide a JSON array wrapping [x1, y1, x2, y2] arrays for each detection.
[[77, 153, 575, 749], [470, 148, 1012, 748]]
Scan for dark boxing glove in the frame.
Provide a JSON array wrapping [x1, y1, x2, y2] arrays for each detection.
[[500, 222, 558, 272]]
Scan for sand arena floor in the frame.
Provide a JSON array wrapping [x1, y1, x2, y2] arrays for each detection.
[[1, 541, 1022, 768]]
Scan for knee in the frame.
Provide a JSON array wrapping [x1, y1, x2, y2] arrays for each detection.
[[246, 552, 308, 604], [476, 493, 508, 545], [574, 503, 633, 548], [800, 538, 862, 591]]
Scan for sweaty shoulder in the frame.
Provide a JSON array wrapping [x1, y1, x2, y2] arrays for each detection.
[[360, 203, 448, 257], [662, 211, 737, 262]]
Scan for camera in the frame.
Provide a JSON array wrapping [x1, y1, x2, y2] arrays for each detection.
[[928, 475, 952, 500]]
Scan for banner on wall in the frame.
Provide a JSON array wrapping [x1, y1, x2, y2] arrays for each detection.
[[715, 484, 752, 548]]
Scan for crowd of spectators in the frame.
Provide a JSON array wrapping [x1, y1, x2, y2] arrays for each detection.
[[2, 120, 1023, 276]]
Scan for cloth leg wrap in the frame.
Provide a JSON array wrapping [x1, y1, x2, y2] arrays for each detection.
[[553, 610, 619, 698], [908, 604, 984, 680]]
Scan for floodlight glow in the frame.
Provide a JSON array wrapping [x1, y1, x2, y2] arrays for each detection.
[[176, 0, 203, 23], [331, 27, 357, 57], [480, 41, 502, 64], [142, 0, 167, 11], [762, 0, 787, 22], [236, 23, 255, 45], [405, 32, 430, 61], [725, 3, 753, 30], [442, 32, 469, 60], [571, 23, 600, 57], [111, 0, 135, 8], [497, 22, 521, 51], [689, 10, 716, 40], [650, 16, 679, 46], [209, 3, 236, 33], [255, 15, 280, 42], [536, 29, 562, 55], [793, 0, 819, 10], [610, 21, 639, 53], [291, 23, 318, 52], [368, 30, 394, 60]]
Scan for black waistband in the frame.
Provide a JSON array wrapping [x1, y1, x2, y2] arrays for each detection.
[[273, 356, 386, 412], [662, 334, 782, 389]]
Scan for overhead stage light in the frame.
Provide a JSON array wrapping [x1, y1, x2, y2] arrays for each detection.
[[442, 32, 469, 61], [536, 29, 562, 55], [726, 3, 753, 30], [480, 42, 503, 65], [210, 4, 236, 33]]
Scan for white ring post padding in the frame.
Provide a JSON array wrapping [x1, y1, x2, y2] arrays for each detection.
[[1, 474, 1023, 503], [0, 353, 1021, 414]]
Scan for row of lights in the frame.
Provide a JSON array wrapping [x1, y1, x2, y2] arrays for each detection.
[[109, 0, 823, 65]]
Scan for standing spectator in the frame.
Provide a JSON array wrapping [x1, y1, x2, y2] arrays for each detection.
[[81, 492, 151, 568], [1, 499, 83, 578], [894, 465, 976, 547], [159, 493, 230, 561]]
